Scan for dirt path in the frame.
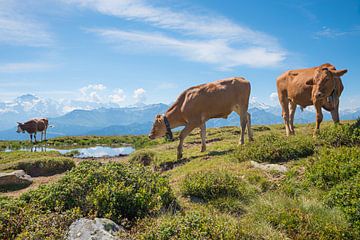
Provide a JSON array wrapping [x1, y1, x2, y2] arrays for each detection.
[[0, 173, 65, 198], [0, 156, 129, 198]]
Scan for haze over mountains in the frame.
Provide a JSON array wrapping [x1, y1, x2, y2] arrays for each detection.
[[1, 94, 359, 140]]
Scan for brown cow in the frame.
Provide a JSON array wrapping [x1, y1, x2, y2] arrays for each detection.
[[276, 63, 347, 136], [16, 118, 49, 142], [149, 77, 253, 159]]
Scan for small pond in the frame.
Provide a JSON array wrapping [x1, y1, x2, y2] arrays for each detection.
[[3, 146, 135, 158]]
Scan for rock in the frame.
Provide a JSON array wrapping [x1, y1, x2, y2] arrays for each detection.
[[250, 161, 288, 173], [0, 170, 32, 191], [67, 218, 125, 240]]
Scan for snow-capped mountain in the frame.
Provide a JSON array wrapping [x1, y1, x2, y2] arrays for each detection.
[[0, 94, 359, 140], [0, 94, 66, 130]]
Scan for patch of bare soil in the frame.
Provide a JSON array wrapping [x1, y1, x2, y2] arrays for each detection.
[[0, 173, 65, 198]]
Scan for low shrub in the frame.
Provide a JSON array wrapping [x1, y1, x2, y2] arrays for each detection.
[[306, 147, 360, 190], [11, 157, 75, 177], [0, 197, 26, 239], [181, 170, 256, 202], [208, 197, 246, 216], [129, 150, 156, 166], [235, 134, 315, 163], [326, 174, 360, 232], [0, 197, 81, 240], [138, 211, 249, 239], [318, 119, 360, 147], [244, 192, 355, 239], [21, 161, 176, 223]]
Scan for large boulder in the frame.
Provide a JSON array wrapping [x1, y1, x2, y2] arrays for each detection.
[[0, 170, 32, 191], [67, 218, 125, 240]]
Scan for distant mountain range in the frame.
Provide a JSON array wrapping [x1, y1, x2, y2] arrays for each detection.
[[0, 94, 359, 140]]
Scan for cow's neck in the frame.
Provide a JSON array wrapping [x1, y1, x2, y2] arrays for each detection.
[[165, 107, 185, 129]]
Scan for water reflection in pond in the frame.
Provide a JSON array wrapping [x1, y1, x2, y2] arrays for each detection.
[[4, 146, 134, 158]]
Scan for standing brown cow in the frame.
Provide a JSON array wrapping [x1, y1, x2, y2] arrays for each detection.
[[276, 63, 347, 136], [16, 118, 49, 142], [149, 77, 253, 159]]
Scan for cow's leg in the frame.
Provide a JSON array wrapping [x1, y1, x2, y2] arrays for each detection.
[[247, 112, 254, 141], [239, 111, 248, 145], [34, 133, 37, 143], [41, 132, 43, 142], [331, 102, 340, 124], [30, 134, 33, 143], [177, 124, 196, 160], [44, 129, 47, 141], [314, 103, 323, 136], [289, 101, 297, 135], [279, 92, 291, 136], [200, 123, 206, 152]]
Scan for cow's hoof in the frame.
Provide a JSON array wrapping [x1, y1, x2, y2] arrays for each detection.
[[201, 146, 206, 152], [177, 153, 183, 160]]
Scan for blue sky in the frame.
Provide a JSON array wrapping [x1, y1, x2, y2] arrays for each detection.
[[0, 0, 359, 109]]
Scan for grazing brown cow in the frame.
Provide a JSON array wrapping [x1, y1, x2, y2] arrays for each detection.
[[149, 77, 253, 159], [16, 118, 49, 142], [276, 63, 347, 136]]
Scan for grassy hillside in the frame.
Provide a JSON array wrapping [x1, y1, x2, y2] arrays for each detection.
[[1, 120, 360, 239]]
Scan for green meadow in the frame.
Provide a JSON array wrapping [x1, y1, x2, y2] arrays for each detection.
[[1, 120, 359, 239]]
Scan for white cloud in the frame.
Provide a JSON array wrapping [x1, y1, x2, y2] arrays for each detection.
[[90, 29, 285, 68], [79, 84, 106, 102], [0, 1, 53, 47], [0, 62, 55, 73], [110, 89, 126, 105], [133, 88, 146, 103], [314, 26, 360, 39], [66, 0, 286, 68], [270, 92, 278, 102]]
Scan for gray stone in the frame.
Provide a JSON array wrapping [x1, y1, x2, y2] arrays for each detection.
[[0, 170, 32, 189], [250, 161, 288, 173], [67, 218, 125, 240]]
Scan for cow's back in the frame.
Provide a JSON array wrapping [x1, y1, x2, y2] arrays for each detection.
[[34, 118, 48, 132], [180, 77, 251, 121]]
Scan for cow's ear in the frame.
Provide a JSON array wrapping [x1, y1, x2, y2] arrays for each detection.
[[17, 122, 21, 125], [306, 79, 314, 85], [333, 69, 347, 77]]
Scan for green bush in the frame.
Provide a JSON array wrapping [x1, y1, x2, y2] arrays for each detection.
[[11, 157, 75, 177], [306, 147, 360, 190], [326, 174, 360, 232], [244, 192, 355, 239], [129, 150, 156, 166], [0, 197, 81, 240], [138, 211, 249, 239], [0, 197, 26, 239], [22, 161, 176, 223], [181, 170, 256, 202], [318, 119, 360, 147], [235, 134, 315, 163]]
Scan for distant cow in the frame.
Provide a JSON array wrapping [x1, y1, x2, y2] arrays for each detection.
[[276, 63, 347, 136], [16, 118, 50, 142], [149, 77, 253, 159]]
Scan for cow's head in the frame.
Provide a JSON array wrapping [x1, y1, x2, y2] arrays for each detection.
[[16, 122, 25, 133], [306, 66, 347, 102], [149, 114, 167, 139]]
